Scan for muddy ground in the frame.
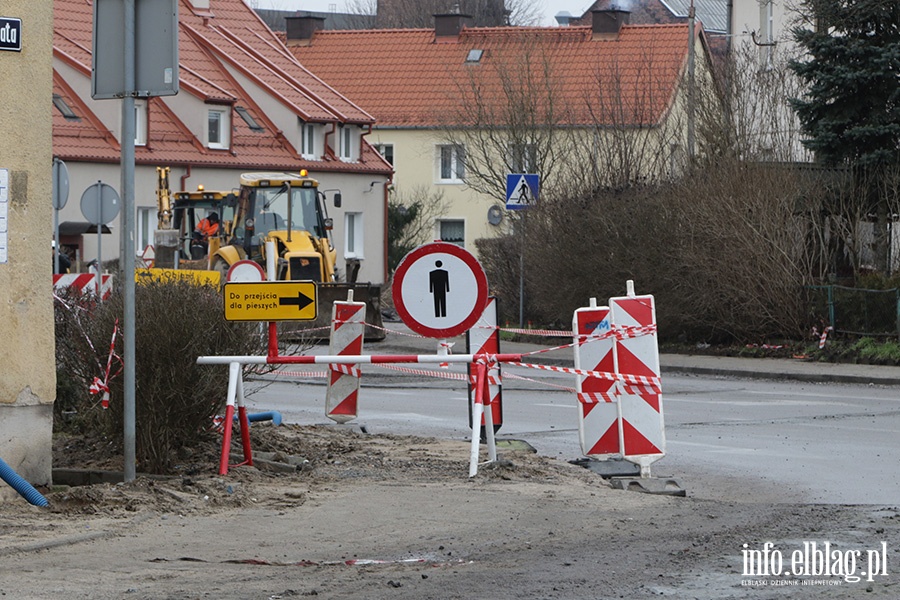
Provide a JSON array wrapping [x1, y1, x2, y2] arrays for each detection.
[[1, 424, 898, 599]]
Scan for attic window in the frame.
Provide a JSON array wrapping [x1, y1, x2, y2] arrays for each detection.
[[466, 49, 484, 63], [235, 106, 264, 132], [53, 94, 80, 121]]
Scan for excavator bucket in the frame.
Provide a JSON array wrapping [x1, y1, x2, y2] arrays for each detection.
[[279, 283, 385, 342]]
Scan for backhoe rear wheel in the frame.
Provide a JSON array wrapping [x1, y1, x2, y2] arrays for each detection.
[[211, 258, 230, 284]]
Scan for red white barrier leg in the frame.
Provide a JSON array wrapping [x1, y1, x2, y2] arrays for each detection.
[[219, 362, 240, 475], [469, 361, 496, 477], [325, 294, 366, 423], [219, 361, 253, 475], [467, 297, 503, 437]]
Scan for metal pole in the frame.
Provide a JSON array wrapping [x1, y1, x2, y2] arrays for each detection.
[[122, 0, 137, 483], [827, 285, 835, 331], [96, 182, 102, 296], [53, 158, 61, 275], [518, 212, 525, 328], [687, 0, 696, 161]]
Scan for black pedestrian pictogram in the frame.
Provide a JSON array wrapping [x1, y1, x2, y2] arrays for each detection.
[[429, 260, 450, 318], [516, 179, 531, 205]]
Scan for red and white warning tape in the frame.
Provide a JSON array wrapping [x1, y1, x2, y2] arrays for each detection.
[[505, 361, 661, 392], [502, 371, 577, 393], [88, 319, 123, 409], [329, 363, 362, 378], [374, 363, 468, 381], [272, 370, 328, 379]]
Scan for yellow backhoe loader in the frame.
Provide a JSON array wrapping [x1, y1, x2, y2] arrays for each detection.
[[143, 167, 384, 340]]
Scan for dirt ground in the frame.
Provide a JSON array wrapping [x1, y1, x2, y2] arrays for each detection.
[[1, 424, 899, 599]]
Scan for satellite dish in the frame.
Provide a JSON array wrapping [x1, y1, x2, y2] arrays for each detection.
[[487, 204, 503, 226]]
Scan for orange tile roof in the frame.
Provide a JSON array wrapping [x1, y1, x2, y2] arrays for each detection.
[[52, 0, 390, 175], [289, 24, 696, 128]]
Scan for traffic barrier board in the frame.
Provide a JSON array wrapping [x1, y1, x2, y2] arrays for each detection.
[[573, 301, 619, 457], [325, 299, 365, 423], [224, 281, 317, 321], [610, 292, 665, 472]]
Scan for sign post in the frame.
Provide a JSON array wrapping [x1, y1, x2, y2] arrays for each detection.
[[52, 159, 70, 275], [80, 181, 121, 296], [92, 0, 179, 483], [506, 173, 540, 328]]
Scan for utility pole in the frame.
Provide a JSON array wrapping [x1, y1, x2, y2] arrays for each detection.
[[687, 0, 696, 163]]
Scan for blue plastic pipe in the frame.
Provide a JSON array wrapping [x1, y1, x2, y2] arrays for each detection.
[[233, 411, 283, 426], [0, 456, 49, 507]]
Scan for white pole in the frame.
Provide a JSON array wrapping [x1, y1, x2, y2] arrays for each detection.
[[469, 401, 483, 477], [266, 239, 276, 280]]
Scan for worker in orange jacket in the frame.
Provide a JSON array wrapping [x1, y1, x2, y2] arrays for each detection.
[[191, 212, 220, 258]]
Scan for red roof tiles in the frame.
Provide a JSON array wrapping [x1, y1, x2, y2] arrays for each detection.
[[288, 24, 696, 129], [52, 0, 389, 175]]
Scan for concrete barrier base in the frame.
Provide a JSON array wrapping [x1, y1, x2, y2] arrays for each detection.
[[609, 476, 686, 497]]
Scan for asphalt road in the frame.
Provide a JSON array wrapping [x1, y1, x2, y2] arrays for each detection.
[[243, 366, 900, 506]]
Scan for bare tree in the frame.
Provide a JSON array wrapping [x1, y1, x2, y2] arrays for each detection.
[[387, 185, 450, 273], [439, 34, 580, 204]]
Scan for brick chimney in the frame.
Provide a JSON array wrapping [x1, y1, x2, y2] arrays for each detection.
[[434, 13, 474, 41], [285, 15, 326, 47], [592, 9, 630, 40]]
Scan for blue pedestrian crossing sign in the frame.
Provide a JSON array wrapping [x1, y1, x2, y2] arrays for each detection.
[[506, 173, 540, 210]]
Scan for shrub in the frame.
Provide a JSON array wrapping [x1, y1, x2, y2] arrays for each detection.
[[54, 281, 267, 473]]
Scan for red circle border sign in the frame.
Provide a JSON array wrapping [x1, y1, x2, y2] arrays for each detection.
[[226, 259, 267, 282], [392, 242, 488, 338]]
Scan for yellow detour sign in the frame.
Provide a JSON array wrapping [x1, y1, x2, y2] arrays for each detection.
[[224, 281, 317, 321], [136, 268, 221, 287]]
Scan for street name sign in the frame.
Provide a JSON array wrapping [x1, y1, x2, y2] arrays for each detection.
[[225, 281, 317, 322]]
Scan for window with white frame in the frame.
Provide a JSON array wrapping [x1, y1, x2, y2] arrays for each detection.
[[509, 143, 537, 173], [134, 99, 148, 146], [300, 121, 317, 159], [345, 212, 364, 258], [339, 125, 353, 161], [438, 144, 466, 182], [374, 142, 394, 165], [207, 106, 231, 149], [439, 219, 465, 247], [136, 207, 157, 257]]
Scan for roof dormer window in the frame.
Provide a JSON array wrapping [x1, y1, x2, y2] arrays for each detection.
[[207, 105, 231, 149], [52, 94, 80, 121], [300, 121, 317, 159], [339, 124, 355, 161], [235, 106, 264, 132], [466, 49, 484, 63]]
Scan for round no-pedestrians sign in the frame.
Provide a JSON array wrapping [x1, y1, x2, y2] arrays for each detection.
[[392, 242, 488, 338]]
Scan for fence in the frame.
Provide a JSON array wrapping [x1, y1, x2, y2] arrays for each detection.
[[807, 285, 900, 338]]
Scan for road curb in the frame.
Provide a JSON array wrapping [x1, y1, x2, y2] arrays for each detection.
[[661, 364, 900, 386]]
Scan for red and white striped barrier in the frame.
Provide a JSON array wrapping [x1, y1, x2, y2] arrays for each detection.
[[572, 300, 619, 457], [53, 273, 113, 299], [217, 361, 254, 474], [467, 297, 503, 435], [325, 297, 366, 423], [611, 282, 665, 476]]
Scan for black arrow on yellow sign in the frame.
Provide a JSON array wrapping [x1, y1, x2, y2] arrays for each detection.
[[280, 291, 315, 312]]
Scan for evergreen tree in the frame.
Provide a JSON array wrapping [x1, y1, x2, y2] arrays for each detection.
[[789, 0, 900, 272]]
